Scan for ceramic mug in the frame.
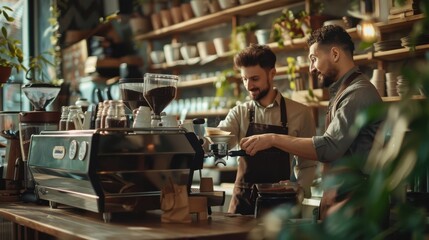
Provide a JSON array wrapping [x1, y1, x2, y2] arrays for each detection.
[[133, 106, 151, 128], [160, 115, 178, 127]]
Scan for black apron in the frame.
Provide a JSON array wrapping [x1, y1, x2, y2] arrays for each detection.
[[229, 97, 291, 215], [319, 71, 361, 220]]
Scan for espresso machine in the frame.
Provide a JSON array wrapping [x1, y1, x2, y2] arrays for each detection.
[[26, 74, 225, 222], [27, 128, 224, 222]]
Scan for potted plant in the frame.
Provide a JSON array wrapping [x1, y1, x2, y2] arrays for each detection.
[[25, 52, 55, 84], [230, 22, 257, 52], [0, 5, 25, 83], [129, 0, 153, 35], [214, 69, 240, 109], [272, 9, 310, 47]]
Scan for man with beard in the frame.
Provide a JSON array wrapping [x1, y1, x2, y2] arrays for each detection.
[[216, 44, 317, 215], [240, 25, 383, 219]]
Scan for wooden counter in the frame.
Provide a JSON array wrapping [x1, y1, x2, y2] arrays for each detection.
[[0, 203, 257, 240]]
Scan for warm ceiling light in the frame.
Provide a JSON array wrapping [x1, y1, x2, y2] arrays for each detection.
[[356, 17, 380, 43]]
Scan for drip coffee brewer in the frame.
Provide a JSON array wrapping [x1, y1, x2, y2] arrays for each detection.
[[143, 73, 178, 127], [19, 83, 61, 202]]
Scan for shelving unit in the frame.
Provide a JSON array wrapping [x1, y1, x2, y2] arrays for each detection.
[[178, 77, 217, 88], [134, 0, 301, 41], [134, 1, 427, 117]]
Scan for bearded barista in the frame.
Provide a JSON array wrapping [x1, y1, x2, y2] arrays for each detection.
[[240, 26, 383, 219], [216, 44, 317, 215]]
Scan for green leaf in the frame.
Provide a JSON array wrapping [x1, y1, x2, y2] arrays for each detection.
[[3, 11, 14, 22], [2, 6, 13, 11], [1, 26, 7, 38]]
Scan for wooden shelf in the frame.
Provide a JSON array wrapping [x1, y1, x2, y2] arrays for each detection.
[[268, 38, 308, 52], [373, 44, 429, 61], [382, 95, 425, 102], [299, 95, 426, 109], [347, 14, 424, 39], [134, 0, 300, 41], [150, 52, 235, 70], [178, 77, 217, 88]]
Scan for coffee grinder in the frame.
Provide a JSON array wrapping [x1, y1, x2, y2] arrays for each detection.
[[0, 112, 23, 202], [19, 83, 61, 202], [143, 73, 178, 127], [118, 78, 149, 113]]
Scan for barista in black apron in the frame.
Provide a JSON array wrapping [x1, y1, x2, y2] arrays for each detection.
[[229, 97, 291, 215]]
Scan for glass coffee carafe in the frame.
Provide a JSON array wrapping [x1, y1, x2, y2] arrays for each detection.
[[143, 73, 178, 127]]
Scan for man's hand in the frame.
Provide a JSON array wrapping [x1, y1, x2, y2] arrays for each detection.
[[240, 134, 273, 156]]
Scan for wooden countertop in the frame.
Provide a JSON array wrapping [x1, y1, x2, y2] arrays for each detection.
[[0, 203, 257, 240]]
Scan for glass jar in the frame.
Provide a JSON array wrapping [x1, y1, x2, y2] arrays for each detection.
[[66, 105, 84, 130], [104, 100, 128, 128]]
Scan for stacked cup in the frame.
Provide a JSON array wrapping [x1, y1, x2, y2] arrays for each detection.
[[370, 69, 386, 97], [385, 72, 399, 97], [396, 75, 410, 97]]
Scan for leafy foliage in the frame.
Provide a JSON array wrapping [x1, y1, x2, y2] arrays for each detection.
[[0, 5, 26, 72], [230, 22, 257, 52], [272, 9, 311, 47]]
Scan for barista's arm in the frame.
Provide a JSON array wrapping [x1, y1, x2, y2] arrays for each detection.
[[240, 134, 318, 161], [216, 105, 244, 149]]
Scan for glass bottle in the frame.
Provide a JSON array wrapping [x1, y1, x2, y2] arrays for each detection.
[[105, 100, 128, 128], [100, 100, 111, 129], [94, 102, 104, 129], [59, 106, 69, 131]]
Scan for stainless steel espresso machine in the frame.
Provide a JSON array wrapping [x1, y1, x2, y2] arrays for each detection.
[[27, 127, 226, 222], [26, 74, 226, 222]]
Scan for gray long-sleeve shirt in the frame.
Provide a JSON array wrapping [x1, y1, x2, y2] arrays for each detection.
[[313, 67, 383, 166]]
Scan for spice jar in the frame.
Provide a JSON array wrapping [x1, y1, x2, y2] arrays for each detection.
[[104, 100, 128, 128]]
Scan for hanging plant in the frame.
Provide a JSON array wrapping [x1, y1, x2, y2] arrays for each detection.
[[213, 69, 237, 109], [285, 57, 299, 90]]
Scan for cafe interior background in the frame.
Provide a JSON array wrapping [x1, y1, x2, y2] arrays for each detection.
[[1, 0, 429, 239]]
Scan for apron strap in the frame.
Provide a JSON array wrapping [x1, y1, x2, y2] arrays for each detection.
[[248, 105, 255, 123], [248, 96, 288, 130], [325, 71, 361, 130], [280, 97, 288, 129]]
